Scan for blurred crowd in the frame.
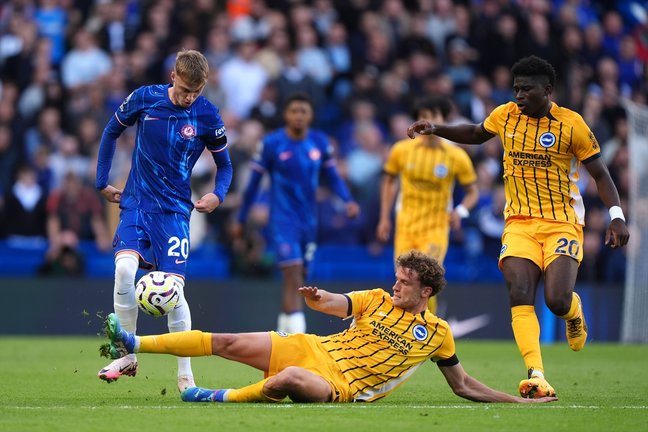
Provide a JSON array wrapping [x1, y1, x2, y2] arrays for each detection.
[[0, 0, 645, 281]]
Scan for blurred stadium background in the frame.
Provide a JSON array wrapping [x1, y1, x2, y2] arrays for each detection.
[[0, 0, 646, 342]]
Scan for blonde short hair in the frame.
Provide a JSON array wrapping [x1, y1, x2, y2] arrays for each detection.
[[174, 49, 209, 86]]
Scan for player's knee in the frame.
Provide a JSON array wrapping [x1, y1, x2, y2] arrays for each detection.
[[268, 367, 306, 392], [115, 254, 138, 282], [167, 316, 191, 331], [212, 333, 242, 355], [544, 292, 571, 316], [507, 282, 534, 304]]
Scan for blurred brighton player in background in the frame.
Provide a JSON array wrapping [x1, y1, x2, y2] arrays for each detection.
[[233, 93, 359, 334], [95, 49, 233, 392], [101, 251, 557, 404], [407, 55, 629, 398], [377, 95, 478, 314]]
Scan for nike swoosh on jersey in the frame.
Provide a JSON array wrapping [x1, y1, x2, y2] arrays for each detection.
[[144, 115, 160, 121], [175, 259, 187, 264]]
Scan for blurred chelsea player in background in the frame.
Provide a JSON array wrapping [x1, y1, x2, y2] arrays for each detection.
[[234, 93, 359, 334], [95, 49, 233, 392]]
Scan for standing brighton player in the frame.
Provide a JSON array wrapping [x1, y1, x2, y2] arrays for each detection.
[[95, 49, 233, 392], [408, 55, 629, 397], [377, 95, 478, 314], [234, 93, 359, 334]]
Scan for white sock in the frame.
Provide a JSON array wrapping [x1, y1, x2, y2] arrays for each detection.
[[277, 313, 288, 333], [113, 254, 139, 334], [531, 370, 545, 379], [167, 276, 193, 377], [286, 312, 306, 334]]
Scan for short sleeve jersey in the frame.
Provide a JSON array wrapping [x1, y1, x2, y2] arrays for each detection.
[[383, 137, 476, 233], [318, 289, 456, 402], [483, 102, 601, 225]]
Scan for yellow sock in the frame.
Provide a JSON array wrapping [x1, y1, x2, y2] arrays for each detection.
[[560, 293, 580, 320], [139, 330, 213, 357], [511, 305, 544, 374], [427, 296, 437, 315], [226, 377, 284, 403]]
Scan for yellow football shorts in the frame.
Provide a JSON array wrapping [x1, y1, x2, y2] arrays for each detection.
[[267, 332, 353, 402], [498, 216, 583, 270], [394, 226, 450, 263]]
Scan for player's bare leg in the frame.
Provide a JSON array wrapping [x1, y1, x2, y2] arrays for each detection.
[[101, 313, 279, 401], [181, 366, 331, 403], [263, 366, 332, 402], [278, 264, 306, 333], [545, 256, 587, 351]]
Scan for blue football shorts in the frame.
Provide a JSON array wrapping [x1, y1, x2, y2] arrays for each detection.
[[113, 209, 191, 276], [269, 223, 317, 270]]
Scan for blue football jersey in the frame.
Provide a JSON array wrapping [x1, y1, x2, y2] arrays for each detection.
[[106, 84, 227, 216], [254, 129, 336, 231]]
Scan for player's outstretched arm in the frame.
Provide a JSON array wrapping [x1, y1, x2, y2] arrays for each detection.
[[298, 286, 349, 318], [438, 362, 557, 403], [407, 121, 494, 144]]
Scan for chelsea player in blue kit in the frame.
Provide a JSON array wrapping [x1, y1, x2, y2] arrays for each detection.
[[95, 50, 233, 392], [234, 93, 359, 334]]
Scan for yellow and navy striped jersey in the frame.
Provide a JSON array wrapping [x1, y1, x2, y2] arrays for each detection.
[[318, 289, 456, 402], [383, 137, 476, 234], [483, 102, 601, 225]]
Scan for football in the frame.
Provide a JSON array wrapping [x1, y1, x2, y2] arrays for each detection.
[[135, 271, 180, 317]]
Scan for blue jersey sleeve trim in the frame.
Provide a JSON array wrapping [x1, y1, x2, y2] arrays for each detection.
[[114, 112, 131, 127]]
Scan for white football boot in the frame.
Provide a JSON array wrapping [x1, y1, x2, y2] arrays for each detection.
[[98, 353, 138, 383]]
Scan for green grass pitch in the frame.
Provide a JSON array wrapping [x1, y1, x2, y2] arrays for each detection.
[[1, 337, 647, 432]]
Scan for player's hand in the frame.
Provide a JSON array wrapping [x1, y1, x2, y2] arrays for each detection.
[[407, 120, 436, 138], [298, 286, 321, 301], [449, 211, 462, 232], [346, 201, 360, 219], [195, 193, 220, 213], [605, 219, 629, 248], [376, 219, 391, 242], [100, 185, 122, 203]]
